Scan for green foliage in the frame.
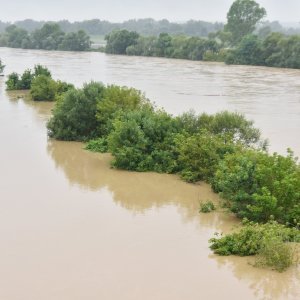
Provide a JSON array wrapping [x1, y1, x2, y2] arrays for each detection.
[[225, 32, 300, 69], [111, 30, 221, 61], [213, 149, 300, 224], [0, 19, 224, 39], [178, 131, 237, 182], [96, 85, 149, 136], [209, 220, 300, 271], [0, 23, 90, 51], [85, 137, 108, 153], [30, 75, 57, 101], [5, 65, 51, 91], [34, 64, 52, 77], [255, 238, 296, 272], [47, 82, 105, 141], [19, 69, 34, 89], [225, 35, 264, 65], [108, 107, 180, 173], [6, 72, 21, 90], [225, 0, 266, 45], [58, 30, 91, 51], [105, 30, 139, 54], [200, 201, 216, 213], [176, 110, 261, 146]]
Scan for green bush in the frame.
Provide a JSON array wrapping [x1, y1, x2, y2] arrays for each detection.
[[19, 69, 34, 89], [85, 137, 108, 153], [178, 130, 238, 182], [199, 201, 216, 213], [96, 85, 149, 136], [6, 72, 21, 90], [5, 65, 51, 91], [209, 220, 300, 272], [176, 111, 261, 146], [34, 64, 52, 78], [30, 75, 57, 101], [108, 107, 180, 172], [213, 149, 300, 224], [47, 81, 105, 141], [255, 238, 296, 272]]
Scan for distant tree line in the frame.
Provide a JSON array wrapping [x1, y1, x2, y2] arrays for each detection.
[[0, 19, 223, 37], [105, 30, 224, 61], [104, 0, 300, 69], [1, 18, 299, 37], [0, 23, 91, 51]]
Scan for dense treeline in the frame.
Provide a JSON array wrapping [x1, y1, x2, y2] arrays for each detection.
[[103, 1, 300, 69], [0, 19, 223, 37], [0, 23, 90, 51], [104, 29, 300, 69], [105, 30, 224, 61], [1, 18, 299, 37], [225, 33, 300, 68]]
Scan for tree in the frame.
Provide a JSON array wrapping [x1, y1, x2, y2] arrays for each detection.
[[59, 30, 91, 51], [225, 0, 266, 44], [105, 30, 139, 54], [30, 75, 57, 101], [47, 82, 105, 140]]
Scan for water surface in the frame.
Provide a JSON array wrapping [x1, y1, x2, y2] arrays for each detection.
[[0, 49, 299, 300]]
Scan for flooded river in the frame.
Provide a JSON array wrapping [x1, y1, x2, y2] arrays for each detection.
[[0, 48, 299, 299]]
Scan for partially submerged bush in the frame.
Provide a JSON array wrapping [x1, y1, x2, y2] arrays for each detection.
[[108, 107, 180, 173], [255, 238, 297, 272], [96, 85, 150, 136], [199, 201, 216, 213], [178, 130, 238, 182], [209, 221, 300, 272], [213, 149, 300, 224], [30, 75, 57, 101], [47, 82, 105, 140], [5, 65, 51, 90], [85, 137, 108, 153]]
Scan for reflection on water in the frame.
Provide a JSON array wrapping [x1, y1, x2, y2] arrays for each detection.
[[0, 55, 299, 300], [47, 140, 237, 233]]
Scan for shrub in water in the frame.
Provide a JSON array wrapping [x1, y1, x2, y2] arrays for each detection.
[[199, 201, 216, 213]]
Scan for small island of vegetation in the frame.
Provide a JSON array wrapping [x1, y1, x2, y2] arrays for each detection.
[[6, 63, 299, 272]]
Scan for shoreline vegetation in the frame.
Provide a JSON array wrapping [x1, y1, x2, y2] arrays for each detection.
[[1, 0, 300, 69], [5, 63, 300, 272]]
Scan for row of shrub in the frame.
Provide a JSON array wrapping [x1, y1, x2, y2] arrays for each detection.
[[5, 65, 74, 101], [46, 80, 300, 227], [104, 29, 300, 69], [210, 219, 299, 272]]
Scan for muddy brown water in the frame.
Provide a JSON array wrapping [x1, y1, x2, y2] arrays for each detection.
[[0, 48, 299, 300]]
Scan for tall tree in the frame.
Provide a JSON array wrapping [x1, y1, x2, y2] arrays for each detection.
[[225, 0, 266, 44]]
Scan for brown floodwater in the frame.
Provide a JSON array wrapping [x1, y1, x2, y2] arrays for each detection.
[[0, 48, 299, 300]]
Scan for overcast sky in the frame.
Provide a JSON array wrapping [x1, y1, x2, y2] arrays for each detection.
[[0, 0, 299, 23]]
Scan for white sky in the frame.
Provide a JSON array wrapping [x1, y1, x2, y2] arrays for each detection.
[[0, 0, 299, 23]]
